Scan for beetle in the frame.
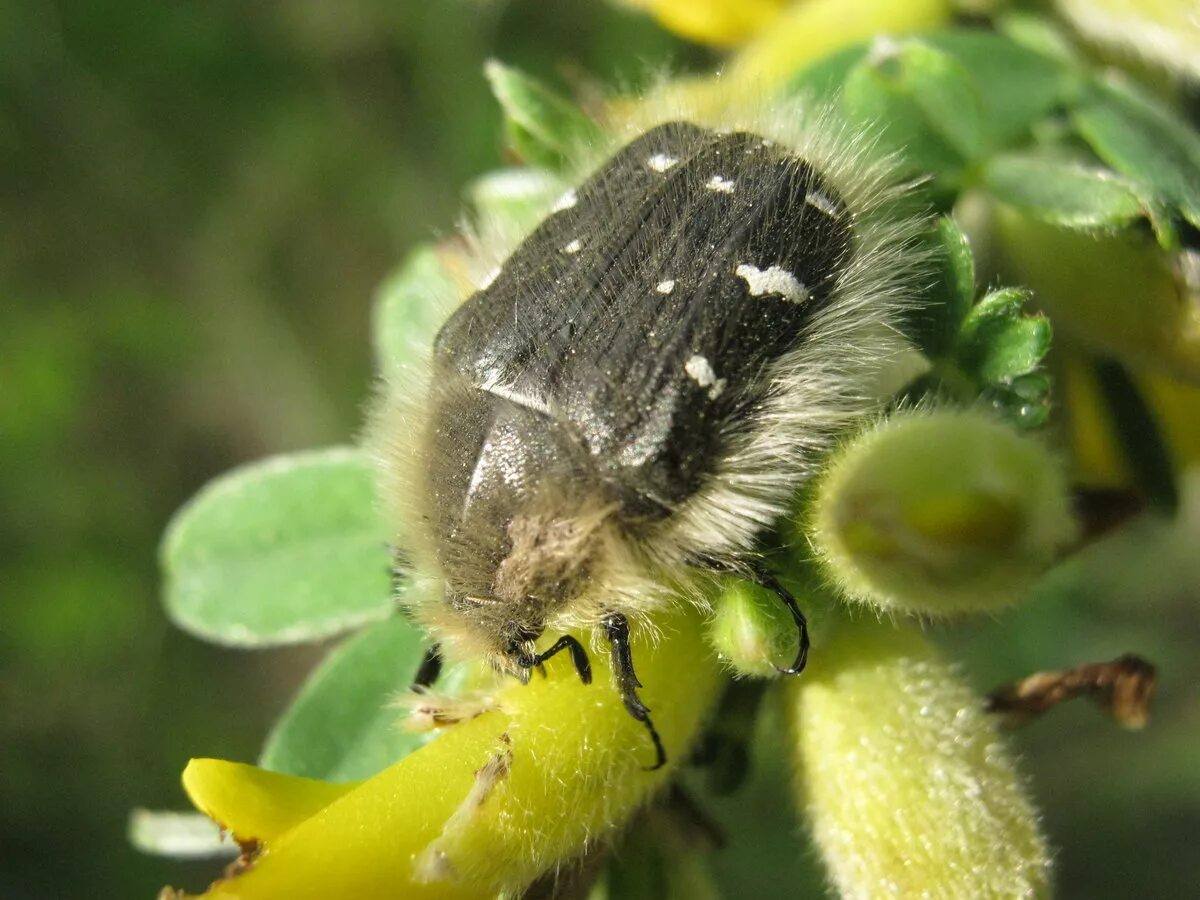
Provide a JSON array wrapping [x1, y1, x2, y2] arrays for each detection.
[[370, 105, 925, 769]]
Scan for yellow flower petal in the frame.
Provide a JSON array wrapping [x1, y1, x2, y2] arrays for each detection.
[[729, 0, 954, 88], [1061, 351, 1130, 486], [174, 604, 722, 899], [182, 760, 359, 845], [1062, 349, 1200, 488], [786, 617, 1050, 898], [618, 0, 792, 48], [1144, 372, 1200, 466], [1056, 0, 1200, 82]]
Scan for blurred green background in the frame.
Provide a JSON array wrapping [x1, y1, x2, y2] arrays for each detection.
[[2, 2, 1197, 898], [0, 2, 701, 896]]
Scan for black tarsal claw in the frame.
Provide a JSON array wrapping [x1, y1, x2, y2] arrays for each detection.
[[641, 722, 668, 772], [753, 567, 811, 677]]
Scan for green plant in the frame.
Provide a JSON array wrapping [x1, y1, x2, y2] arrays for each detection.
[[137, 6, 1200, 898]]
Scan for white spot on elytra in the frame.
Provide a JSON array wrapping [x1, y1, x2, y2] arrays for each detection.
[[656, 279, 676, 295], [685, 354, 726, 399], [805, 191, 839, 217], [735, 263, 810, 304], [562, 239, 582, 254], [647, 153, 678, 173], [480, 266, 501, 289], [552, 189, 577, 212], [706, 175, 736, 194]]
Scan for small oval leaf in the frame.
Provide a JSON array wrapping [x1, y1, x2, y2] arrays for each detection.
[[372, 244, 459, 381], [1073, 76, 1200, 229], [484, 59, 600, 169], [796, 31, 1076, 168], [893, 40, 987, 160], [907, 216, 976, 358], [926, 29, 1080, 152], [842, 40, 965, 179], [985, 152, 1146, 229], [162, 447, 393, 646], [260, 615, 429, 781]]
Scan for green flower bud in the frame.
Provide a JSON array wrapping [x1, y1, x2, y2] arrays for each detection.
[[706, 578, 798, 678], [808, 408, 1077, 616], [786, 617, 1050, 899]]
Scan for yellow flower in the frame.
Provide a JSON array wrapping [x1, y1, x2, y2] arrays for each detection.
[[727, 0, 952, 88], [617, 0, 954, 87], [171, 604, 1055, 898], [1055, 0, 1200, 82], [616, 0, 793, 47], [167, 605, 723, 899]]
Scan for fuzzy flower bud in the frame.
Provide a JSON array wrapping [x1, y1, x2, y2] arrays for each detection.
[[786, 616, 1050, 899], [808, 408, 1077, 616]]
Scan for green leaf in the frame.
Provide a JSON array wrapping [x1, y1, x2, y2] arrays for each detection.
[[907, 217, 976, 358], [892, 40, 986, 160], [786, 43, 864, 102], [1072, 75, 1200, 230], [162, 447, 394, 647], [841, 40, 967, 180], [260, 615, 429, 781], [996, 10, 1085, 66], [925, 30, 1080, 153], [984, 152, 1146, 229], [790, 30, 1078, 161], [484, 59, 600, 170], [372, 244, 458, 381], [468, 167, 569, 235], [955, 288, 1052, 385]]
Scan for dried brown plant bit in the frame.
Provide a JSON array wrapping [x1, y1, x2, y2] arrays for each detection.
[[396, 683, 499, 732], [415, 734, 515, 883], [985, 653, 1157, 729], [222, 837, 262, 879]]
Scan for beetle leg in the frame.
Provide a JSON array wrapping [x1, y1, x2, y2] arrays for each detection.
[[516, 635, 593, 685], [411, 642, 444, 691], [603, 612, 667, 771]]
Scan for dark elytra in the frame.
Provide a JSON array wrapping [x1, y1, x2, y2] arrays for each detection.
[[426, 121, 854, 597]]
